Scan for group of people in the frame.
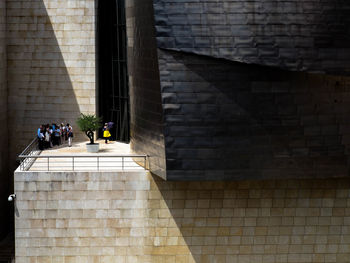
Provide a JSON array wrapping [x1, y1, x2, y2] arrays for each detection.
[[37, 123, 73, 150], [38, 121, 114, 150]]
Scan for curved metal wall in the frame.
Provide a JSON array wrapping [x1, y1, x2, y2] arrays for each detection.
[[127, 0, 350, 180], [126, 0, 167, 179], [158, 49, 350, 180], [154, 0, 350, 74]]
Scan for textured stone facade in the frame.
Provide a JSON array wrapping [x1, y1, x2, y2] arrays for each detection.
[[126, 0, 167, 179], [14, 170, 350, 263], [154, 0, 350, 74], [7, 0, 96, 168], [0, 0, 9, 237]]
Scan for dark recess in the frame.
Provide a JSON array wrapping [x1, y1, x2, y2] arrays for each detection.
[[96, 0, 130, 142]]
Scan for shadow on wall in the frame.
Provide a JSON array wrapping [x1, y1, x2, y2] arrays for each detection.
[[313, 1, 350, 49], [0, 0, 9, 240], [7, 0, 84, 171], [153, 174, 350, 262], [160, 50, 350, 180]]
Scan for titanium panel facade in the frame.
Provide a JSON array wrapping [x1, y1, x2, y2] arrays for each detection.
[[154, 0, 350, 74], [126, 0, 167, 179], [128, 0, 350, 180], [158, 49, 350, 180]]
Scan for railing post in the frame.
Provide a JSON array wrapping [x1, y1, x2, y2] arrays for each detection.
[[18, 151, 148, 172]]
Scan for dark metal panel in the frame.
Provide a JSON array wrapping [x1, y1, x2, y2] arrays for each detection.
[[126, 0, 167, 178], [153, 0, 350, 75], [158, 49, 350, 180]]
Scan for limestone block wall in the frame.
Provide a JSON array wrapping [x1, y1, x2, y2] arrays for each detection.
[[0, 0, 9, 237], [14, 170, 350, 263], [6, 0, 96, 167]]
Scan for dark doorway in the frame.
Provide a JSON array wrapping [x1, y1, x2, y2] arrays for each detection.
[[96, 0, 130, 142]]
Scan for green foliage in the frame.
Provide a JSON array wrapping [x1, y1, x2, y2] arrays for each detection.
[[76, 113, 102, 132], [76, 114, 102, 144]]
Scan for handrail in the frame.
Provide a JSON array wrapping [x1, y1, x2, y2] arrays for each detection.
[[19, 137, 40, 156], [18, 154, 149, 172], [18, 136, 149, 172], [18, 149, 149, 172], [19, 154, 148, 158], [18, 137, 42, 171]]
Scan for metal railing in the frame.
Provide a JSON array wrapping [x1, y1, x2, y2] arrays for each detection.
[[18, 154, 148, 172], [18, 137, 42, 171], [18, 137, 149, 172]]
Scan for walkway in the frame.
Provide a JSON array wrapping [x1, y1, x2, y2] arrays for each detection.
[[27, 140, 146, 172]]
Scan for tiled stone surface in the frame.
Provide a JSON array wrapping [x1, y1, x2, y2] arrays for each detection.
[[0, 0, 9, 236], [14, 171, 350, 262], [6, 0, 96, 169], [153, 0, 350, 74], [126, 0, 167, 179], [158, 49, 350, 180]]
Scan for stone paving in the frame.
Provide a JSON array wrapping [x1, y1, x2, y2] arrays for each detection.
[[28, 140, 145, 172]]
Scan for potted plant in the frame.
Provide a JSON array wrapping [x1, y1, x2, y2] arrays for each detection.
[[76, 113, 102, 153]]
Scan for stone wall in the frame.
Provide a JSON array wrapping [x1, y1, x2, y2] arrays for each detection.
[[0, 0, 9, 238], [158, 50, 350, 180], [153, 0, 350, 74], [126, 0, 167, 179], [6, 0, 96, 168], [14, 170, 350, 262]]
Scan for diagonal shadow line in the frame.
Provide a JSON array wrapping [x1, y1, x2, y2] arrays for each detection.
[[7, 0, 90, 173], [152, 173, 350, 262]]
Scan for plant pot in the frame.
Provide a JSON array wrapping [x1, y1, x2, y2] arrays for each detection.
[[86, 143, 99, 153]]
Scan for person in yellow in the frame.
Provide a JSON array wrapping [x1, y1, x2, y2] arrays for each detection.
[[103, 123, 111, 144]]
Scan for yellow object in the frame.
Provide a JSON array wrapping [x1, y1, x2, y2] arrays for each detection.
[[103, 130, 111, 138]]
